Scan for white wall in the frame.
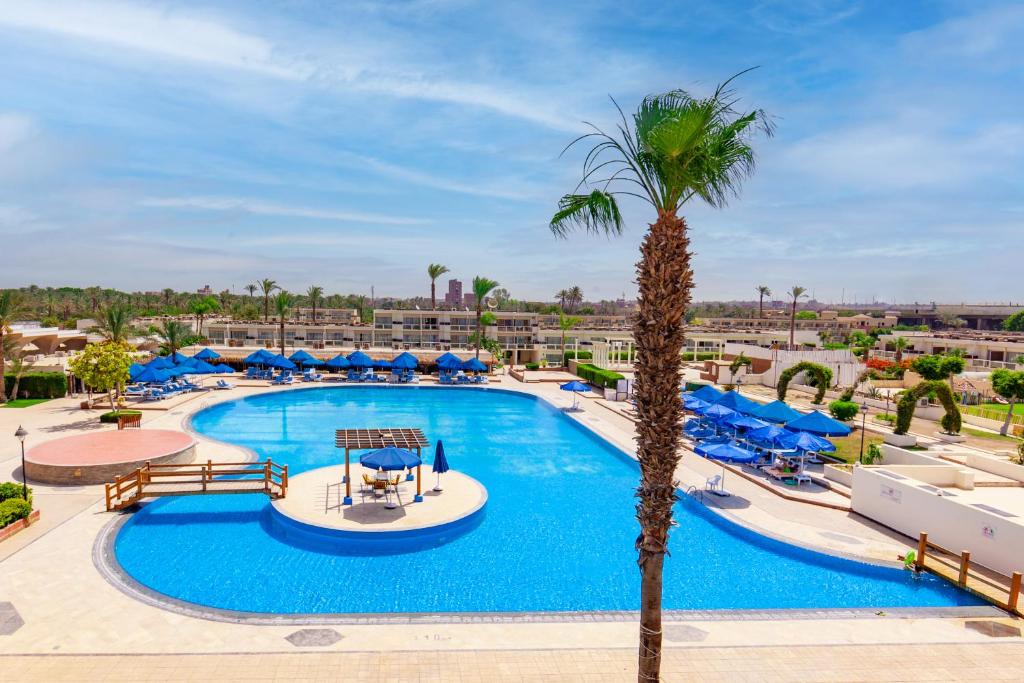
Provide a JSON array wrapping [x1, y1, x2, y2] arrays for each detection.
[[965, 453, 1024, 483], [852, 467, 1024, 576]]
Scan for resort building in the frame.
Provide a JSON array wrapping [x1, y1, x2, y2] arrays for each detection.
[[875, 330, 1024, 371], [699, 310, 898, 333]]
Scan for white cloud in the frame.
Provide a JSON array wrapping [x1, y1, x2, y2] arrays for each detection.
[[0, 113, 36, 152], [139, 196, 430, 225], [346, 153, 540, 201]]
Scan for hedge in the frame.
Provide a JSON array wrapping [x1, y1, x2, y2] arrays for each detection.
[[3, 372, 68, 399], [524, 362, 540, 370], [99, 410, 142, 424], [575, 363, 625, 389], [0, 482, 32, 505], [828, 400, 859, 421], [562, 350, 593, 364], [0, 497, 32, 528], [682, 352, 717, 361]]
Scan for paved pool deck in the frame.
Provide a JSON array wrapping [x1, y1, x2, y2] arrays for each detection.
[[1, 379, 1021, 681]]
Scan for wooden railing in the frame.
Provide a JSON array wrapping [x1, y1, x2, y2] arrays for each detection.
[[915, 532, 1022, 615], [105, 459, 287, 511]]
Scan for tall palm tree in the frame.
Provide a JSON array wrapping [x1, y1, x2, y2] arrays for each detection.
[[788, 286, 808, 348], [756, 285, 771, 319], [306, 286, 323, 324], [245, 283, 257, 301], [558, 310, 582, 365], [548, 75, 769, 682], [188, 296, 218, 338], [566, 285, 584, 313], [471, 276, 500, 360], [555, 289, 569, 310], [93, 304, 136, 343], [274, 291, 294, 357], [259, 279, 278, 322], [154, 320, 190, 361], [161, 288, 175, 308], [0, 290, 27, 403], [427, 264, 449, 310]]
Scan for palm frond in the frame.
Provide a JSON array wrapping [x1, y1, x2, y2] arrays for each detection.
[[549, 191, 623, 238]]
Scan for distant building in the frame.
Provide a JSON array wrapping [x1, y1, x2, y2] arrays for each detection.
[[197, 285, 213, 295], [443, 279, 463, 306], [463, 293, 476, 308]]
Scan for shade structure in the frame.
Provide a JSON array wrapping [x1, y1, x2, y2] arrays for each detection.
[[325, 354, 351, 370], [288, 349, 317, 364], [435, 352, 462, 366], [303, 357, 325, 367], [132, 365, 172, 383], [193, 348, 220, 361], [166, 351, 190, 364], [266, 354, 297, 370], [436, 354, 464, 370], [128, 363, 146, 382], [347, 351, 374, 368], [726, 414, 770, 431], [461, 358, 487, 372], [748, 424, 789, 443], [776, 430, 836, 453], [751, 400, 802, 424], [560, 380, 589, 410], [244, 349, 276, 365], [714, 390, 762, 414], [147, 356, 175, 370], [359, 446, 422, 471], [683, 395, 710, 412], [215, 364, 235, 374], [786, 410, 852, 436], [431, 440, 450, 491], [700, 403, 736, 421], [391, 352, 418, 370], [695, 441, 760, 463], [374, 359, 393, 369], [181, 359, 220, 374], [689, 384, 724, 403]]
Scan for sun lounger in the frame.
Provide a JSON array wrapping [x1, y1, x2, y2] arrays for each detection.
[[214, 379, 234, 390]]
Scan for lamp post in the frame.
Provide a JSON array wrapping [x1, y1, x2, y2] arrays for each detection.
[[858, 402, 869, 464], [735, 374, 743, 395], [14, 425, 28, 499]]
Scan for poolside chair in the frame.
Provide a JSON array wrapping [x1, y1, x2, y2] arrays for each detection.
[[214, 379, 234, 390], [124, 385, 147, 398], [705, 475, 729, 497]]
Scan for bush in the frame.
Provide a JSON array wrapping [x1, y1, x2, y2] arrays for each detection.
[[99, 410, 142, 424], [0, 482, 32, 505], [875, 413, 896, 424], [563, 350, 593, 364], [3, 372, 67, 399], [681, 352, 717, 361], [829, 400, 860, 421], [0, 497, 32, 528], [575, 363, 625, 389], [524, 362, 540, 371]]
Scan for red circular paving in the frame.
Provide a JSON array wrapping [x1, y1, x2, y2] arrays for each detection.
[[26, 430, 196, 485]]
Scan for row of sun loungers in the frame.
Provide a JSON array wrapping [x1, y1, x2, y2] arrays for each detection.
[[124, 379, 203, 401]]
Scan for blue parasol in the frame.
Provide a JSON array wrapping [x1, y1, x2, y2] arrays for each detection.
[[432, 440, 450, 491], [359, 446, 422, 471], [193, 348, 220, 361]]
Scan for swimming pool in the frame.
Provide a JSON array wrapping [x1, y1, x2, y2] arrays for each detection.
[[112, 386, 980, 615]]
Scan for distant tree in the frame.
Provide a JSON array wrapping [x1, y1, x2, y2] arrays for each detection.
[[755, 285, 771, 318], [471, 277, 499, 360], [558, 311, 582, 365], [258, 279, 279, 322], [306, 285, 323, 324], [68, 341, 132, 411], [787, 286, 808, 347], [991, 369, 1024, 436], [245, 284, 257, 301], [153, 320, 190, 360], [187, 296, 219, 338], [555, 289, 569, 310], [2, 338, 34, 402], [795, 310, 817, 320], [427, 264, 449, 310], [274, 291, 294, 357], [893, 336, 908, 364], [1003, 311, 1024, 332], [566, 285, 584, 313], [0, 290, 27, 403], [218, 289, 232, 309], [92, 304, 136, 343], [491, 288, 512, 309]]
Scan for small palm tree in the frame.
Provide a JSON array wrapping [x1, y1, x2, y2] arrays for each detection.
[[93, 304, 136, 343], [306, 286, 323, 324], [893, 336, 908, 364], [548, 74, 769, 681], [555, 289, 569, 310], [0, 290, 27, 403], [259, 279, 279, 322], [188, 296, 219, 338], [471, 277, 500, 359], [154, 320, 190, 361], [788, 286, 808, 347], [558, 311, 582, 365], [756, 285, 771, 319], [245, 284, 257, 301], [274, 291, 294, 357], [427, 264, 449, 310]]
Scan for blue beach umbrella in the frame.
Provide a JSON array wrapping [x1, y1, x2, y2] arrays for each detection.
[[435, 351, 461, 366], [325, 354, 351, 370], [714, 390, 762, 414], [303, 357, 325, 367], [132, 365, 172, 384], [777, 430, 837, 453], [436, 355, 464, 371], [289, 349, 317, 365], [268, 354, 297, 371], [683, 395, 709, 412], [182, 359, 220, 374], [193, 348, 220, 361], [215, 364, 235, 374], [689, 384, 724, 403], [147, 355, 175, 370], [560, 380, 590, 409], [461, 358, 487, 373], [128, 363, 146, 382], [432, 440, 450, 491], [166, 351, 190, 364], [695, 441, 760, 463], [786, 410, 852, 436], [359, 446, 422, 471], [726, 414, 770, 431], [751, 400, 802, 424], [347, 351, 374, 368], [374, 358, 393, 369], [244, 349, 275, 365], [700, 404, 736, 422], [392, 352, 419, 370], [748, 424, 788, 444]]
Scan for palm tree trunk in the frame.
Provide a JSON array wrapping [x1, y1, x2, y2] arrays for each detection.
[[475, 309, 482, 360], [1000, 399, 1015, 436], [789, 301, 796, 348], [758, 295, 763, 319], [280, 320, 285, 357], [312, 301, 317, 325], [264, 296, 270, 322], [633, 211, 692, 683], [561, 331, 566, 367], [431, 281, 436, 310], [0, 329, 6, 403]]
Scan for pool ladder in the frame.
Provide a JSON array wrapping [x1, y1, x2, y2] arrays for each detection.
[[684, 485, 704, 504]]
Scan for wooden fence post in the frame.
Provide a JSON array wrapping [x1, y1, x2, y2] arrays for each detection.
[[916, 532, 927, 569], [1008, 572, 1022, 613], [958, 551, 971, 587]]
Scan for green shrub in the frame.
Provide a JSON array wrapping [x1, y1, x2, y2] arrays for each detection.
[[524, 362, 540, 371], [681, 352, 717, 361], [3, 372, 67, 399], [0, 482, 31, 505], [0, 497, 32, 528], [875, 413, 896, 424], [99, 410, 142, 424], [563, 350, 593, 364], [828, 400, 859, 421], [575, 363, 625, 389]]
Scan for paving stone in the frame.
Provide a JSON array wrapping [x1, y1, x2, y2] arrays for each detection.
[[663, 624, 709, 642], [964, 620, 1022, 637]]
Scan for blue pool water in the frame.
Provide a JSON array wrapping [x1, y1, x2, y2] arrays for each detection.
[[114, 386, 980, 614]]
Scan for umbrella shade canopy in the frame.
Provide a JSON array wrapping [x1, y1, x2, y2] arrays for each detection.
[[147, 355, 175, 370], [133, 365, 172, 383], [777, 430, 837, 453], [461, 358, 488, 372], [726, 414, 770, 430], [325, 354, 351, 369], [432, 440, 450, 474], [435, 352, 462, 366], [751, 400, 802, 424], [560, 380, 590, 392], [689, 384, 724, 403], [374, 359, 393, 369], [695, 441, 760, 463], [243, 349, 276, 365], [748, 424, 789, 443], [700, 404, 736, 421], [167, 351, 190, 364], [182, 359, 220, 374], [359, 446, 422, 471], [392, 352, 419, 369], [786, 410, 852, 436], [437, 355, 464, 370], [347, 351, 374, 368], [128, 363, 147, 382], [302, 358, 325, 367], [193, 348, 220, 361], [714, 390, 762, 414], [215, 364, 235, 374], [683, 395, 710, 412], [288, 349, 317, 364], [268, 354, 298, 370]]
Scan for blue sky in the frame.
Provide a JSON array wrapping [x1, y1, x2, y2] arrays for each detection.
[[0, 0, 1020, 303]]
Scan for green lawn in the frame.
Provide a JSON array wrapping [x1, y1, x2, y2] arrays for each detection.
[[828, 432, 884, 464], [963, 402, 1024, 417], [0, 398, 51, 408], [961, 427, 1022, 445]]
